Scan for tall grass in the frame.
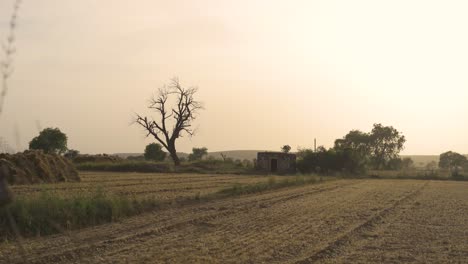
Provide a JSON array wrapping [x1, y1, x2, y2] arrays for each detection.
[[0, 188, 159, 239]]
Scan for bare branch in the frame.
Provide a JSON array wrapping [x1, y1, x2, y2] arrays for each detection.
[[134, 78, 203, 166]]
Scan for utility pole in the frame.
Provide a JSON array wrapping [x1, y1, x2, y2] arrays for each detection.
[[314, 138, 317, 152]]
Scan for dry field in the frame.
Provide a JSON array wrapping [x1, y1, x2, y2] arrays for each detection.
[[11, 172, 283, 201], [2, 178, 468, 263]]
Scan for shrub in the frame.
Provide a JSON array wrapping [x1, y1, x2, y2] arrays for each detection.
[[297, 147, 366, 175], [144, 143, 166, 162]]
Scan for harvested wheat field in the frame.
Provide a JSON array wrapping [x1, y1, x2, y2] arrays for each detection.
[[11, 172, 282, 201], [2, 179, 468, 263]]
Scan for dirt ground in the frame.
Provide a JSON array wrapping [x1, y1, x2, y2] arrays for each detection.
[[1, 179, 467, 263]]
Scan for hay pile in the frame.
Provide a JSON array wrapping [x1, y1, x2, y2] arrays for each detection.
[[73, 154, 123, 164], [0, 150, 80, 185]]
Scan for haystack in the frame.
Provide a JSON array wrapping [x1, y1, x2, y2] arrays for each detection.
[[0, 150, 80, 185]]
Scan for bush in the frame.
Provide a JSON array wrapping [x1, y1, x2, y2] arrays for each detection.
[[144, 143, 166, 162], [297, 147, 366, 175]]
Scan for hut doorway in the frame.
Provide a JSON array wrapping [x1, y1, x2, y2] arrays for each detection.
[[271, 159, 278, 172]]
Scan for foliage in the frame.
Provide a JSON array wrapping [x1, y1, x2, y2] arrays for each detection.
[[439, 151, 467, 171], [29, 128, 68, 154], [298, 124, 406, 174], [144, 143, 167, 162], [334, 123, 405, 170], [296, 147, 367, 175], [369, 124, 406, 169], [281, 145, 291, 153], [334, 130, 370, 157], [188, 147, 208, 161]]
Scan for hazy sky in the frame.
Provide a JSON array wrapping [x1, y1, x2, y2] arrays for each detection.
[[1, 0, 467, 154]]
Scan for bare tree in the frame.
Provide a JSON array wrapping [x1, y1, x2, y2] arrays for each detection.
[[220, 153, 227, 162], [0, 0, 22, 116], [135, 78, 203, 166]]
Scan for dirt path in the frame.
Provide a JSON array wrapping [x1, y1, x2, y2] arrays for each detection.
[[1, 179, 467, 263]]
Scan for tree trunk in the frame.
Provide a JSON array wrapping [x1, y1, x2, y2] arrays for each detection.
[[167, 144, 180, 166]]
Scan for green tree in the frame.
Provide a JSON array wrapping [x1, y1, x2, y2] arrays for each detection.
[[144, 143, 167, 162], [188, 147, 208, 161], [439, 151, 467, 171], [334, 130, 371, 156], [29, 128, 68, 154], [281, 145, 291, 153], [368, 124, 406, 169]]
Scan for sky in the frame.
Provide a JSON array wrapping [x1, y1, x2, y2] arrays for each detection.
[[0, 0, 467, 155]]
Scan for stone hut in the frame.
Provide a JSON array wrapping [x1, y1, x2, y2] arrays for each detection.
[[256, 152, 296, 174]]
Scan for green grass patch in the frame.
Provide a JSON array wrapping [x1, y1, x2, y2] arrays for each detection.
[[0, 189, 159, 240]]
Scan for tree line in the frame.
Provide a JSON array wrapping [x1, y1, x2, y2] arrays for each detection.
[[297, 124, 408, 174]]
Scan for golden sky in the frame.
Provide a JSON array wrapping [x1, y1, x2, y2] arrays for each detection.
[[1, 0, 467, 154]]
